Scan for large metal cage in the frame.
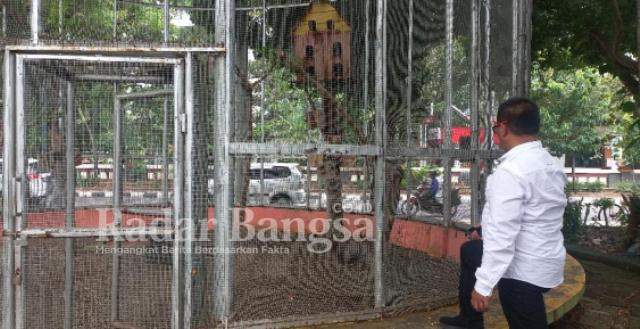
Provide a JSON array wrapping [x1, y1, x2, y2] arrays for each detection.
[[0, 0, 532, 328]]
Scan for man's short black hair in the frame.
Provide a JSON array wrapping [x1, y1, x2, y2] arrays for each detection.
[[497, 97, 540, 135]]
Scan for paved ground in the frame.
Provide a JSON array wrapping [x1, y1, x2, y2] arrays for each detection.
[[304, 257, 640, 329]]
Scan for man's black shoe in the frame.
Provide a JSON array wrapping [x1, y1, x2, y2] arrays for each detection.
[[439, 315, 484, 329], [439, 315, 468, 327]]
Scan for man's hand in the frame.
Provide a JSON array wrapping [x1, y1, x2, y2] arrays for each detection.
[[471, 289, 491, 313]]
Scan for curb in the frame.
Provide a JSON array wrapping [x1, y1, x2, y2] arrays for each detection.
[[565, 243, 640, 274], [76, 191, 169, 199]]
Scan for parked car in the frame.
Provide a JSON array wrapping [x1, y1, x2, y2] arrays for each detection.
[[0, 158, 51, 202], [208, 162, 306, 206]]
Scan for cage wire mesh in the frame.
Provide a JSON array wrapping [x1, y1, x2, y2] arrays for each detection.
[[15, 58, 178, 329], [3, 0, 217, 46], [0, 0, 525, 327]]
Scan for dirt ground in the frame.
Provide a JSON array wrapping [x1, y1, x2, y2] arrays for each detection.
[[0, 238, 460, 329], [551, 259, 640, 329]]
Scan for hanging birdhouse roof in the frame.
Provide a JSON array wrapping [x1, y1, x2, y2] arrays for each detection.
[[293, 0, 352, 35]]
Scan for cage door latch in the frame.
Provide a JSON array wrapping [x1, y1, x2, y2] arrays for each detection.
[[180, 113, 187, 133]]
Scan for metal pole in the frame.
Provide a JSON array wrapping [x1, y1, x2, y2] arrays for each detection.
[[31, 0, 40, 44], [162, 95, 169, 205], [2, 5, 6, 37], [58, 0, 63, 36], [172, 61, 185, 329], [406, 0, 413, 145], [110, 91, 122, 323], [113, 0, 118, 39], [511, 0, 520, 96], [182, 52, 194, 329], [116, 89, 173, 99], [405, 0, 414, 214], [470, 0, 481, 226], [374, 0, 387, 309], [235, 2, 311, 11], [14, 55, 26, 329], [522, 0, 532, 96], [259, 0, 267, 206], [483, 0, 492, 150], [163, 0, 170, 45], [75, 75, 168, 83], [213, 0, 235, 321], [442, 0, 454, 227], [2, 50, 16, 329], [63, 80, 75, 329], [362, 0, 371, 206], [306, 164, 311, 209]]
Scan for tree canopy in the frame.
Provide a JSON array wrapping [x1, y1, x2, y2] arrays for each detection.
[[533, 0, 640, 163], [531, 67, 618, 160]]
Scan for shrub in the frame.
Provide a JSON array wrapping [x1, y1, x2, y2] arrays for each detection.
[[401, 165, 441, 190], [77, 175, 100, 188], [586, 181, 604, 192], [616, 182, 640, 248], [563, 199, 584, 243], [565, 181, 604, 193]]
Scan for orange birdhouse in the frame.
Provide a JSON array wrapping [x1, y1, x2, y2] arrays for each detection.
[[293, 0, 351, 83]]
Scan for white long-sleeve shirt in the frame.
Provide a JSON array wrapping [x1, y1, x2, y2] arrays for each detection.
[[474, 141, 567, 297]]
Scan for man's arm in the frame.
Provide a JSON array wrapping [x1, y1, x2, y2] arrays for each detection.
[[474, 168, 526, 297]]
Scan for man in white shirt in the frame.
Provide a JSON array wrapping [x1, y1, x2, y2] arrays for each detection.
[[440, 97, 567, 329]]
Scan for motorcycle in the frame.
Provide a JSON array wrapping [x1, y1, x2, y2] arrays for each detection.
[[399, 180, 460, 217]]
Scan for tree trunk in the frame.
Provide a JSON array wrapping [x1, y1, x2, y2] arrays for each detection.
[[623, 194, 640, 249], [45, 124, 66, 209], [192, 55, 210, 225], [233, 17, 251, 217], [571, 155, 577, 184], [44, 80, 67, 210], [384, 161, 404, 230], [321, 154, 343, 226]]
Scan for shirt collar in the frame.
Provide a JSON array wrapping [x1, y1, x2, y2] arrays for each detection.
[[498, 140, 542, 164]]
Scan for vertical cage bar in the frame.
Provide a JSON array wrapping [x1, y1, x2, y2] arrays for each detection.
[[470, 0, 481, 226], [163, 0, 170, 45], [511, 0, 520, 96], [406, 0, 413, 146], [362, 0, 371, 203], [58, 0, 62, 36], [172, 61, 185, 329], [374, 0, 387, 309], [483, 0, 492, 150], [2, 50, 16, 329], [31, 0, 40, 44], [405, 0, 414, 202], [213, 0, 235, 321], [182, 52, 194, 329], [110, 95, 122, 323], [14, 55, 25, 329], [112, 0, 118, 39], [258, 0, 267, 206], [2, 5, 6, 37], [162, 96, 169, 205], [522, 0, 532, 96], [512, 0, 532, 96], [225, 0, 237, 313], [63, 80, 75, 329], [442, 0, 454, 227]]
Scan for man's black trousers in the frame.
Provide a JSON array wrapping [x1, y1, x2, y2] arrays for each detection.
[[459, 240, 550, 329]]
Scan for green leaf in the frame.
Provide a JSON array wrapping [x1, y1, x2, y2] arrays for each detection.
[[621, 101, 636, 113]]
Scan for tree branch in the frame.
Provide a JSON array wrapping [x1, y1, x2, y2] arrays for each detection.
[[591, 30, 638, 75], [276, 51, 367, 144]]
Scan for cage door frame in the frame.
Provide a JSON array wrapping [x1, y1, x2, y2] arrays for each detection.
[[4, 52, 188, 329]]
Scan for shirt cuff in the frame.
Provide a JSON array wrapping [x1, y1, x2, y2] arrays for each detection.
[[474, 279, 494, 297]]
